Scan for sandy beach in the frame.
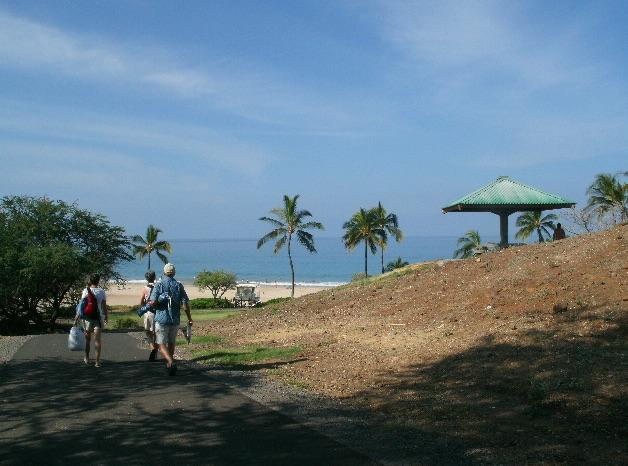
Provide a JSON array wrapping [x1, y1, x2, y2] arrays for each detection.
[[106, 281, 333, 306]]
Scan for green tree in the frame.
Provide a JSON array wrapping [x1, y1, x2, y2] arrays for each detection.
[[257, 195, 324, 298], [515, 211, 558, 243], [0, 196, 132, 333], [384, 257, 409, 272], [343, 208, 384, 277], [131, 224, 172, 270], [373, 202, 403, 274], [586, 172, 628, 224], [194, 270, 238, 299], [453, 230, 483, 259]]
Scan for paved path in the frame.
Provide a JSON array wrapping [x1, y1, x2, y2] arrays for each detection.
[[0, 333, 377, 465]]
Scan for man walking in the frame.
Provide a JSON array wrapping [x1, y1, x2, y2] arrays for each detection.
[[149, 263, 193, 375]]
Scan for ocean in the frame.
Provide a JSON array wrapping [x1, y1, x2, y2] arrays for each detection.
[[118, 236, 479, 284]]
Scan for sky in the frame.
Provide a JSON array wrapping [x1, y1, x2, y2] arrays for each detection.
[[1, 0, 627, 240]]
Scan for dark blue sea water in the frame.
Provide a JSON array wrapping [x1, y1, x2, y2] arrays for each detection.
[[118, 236, 475, 284]]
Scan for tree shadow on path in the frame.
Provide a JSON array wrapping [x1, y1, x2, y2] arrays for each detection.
[[0, 335, 377, 466], [351, 308, 627, 464]]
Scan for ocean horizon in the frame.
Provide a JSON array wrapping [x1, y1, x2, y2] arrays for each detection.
[[118, 235, 500, 284]]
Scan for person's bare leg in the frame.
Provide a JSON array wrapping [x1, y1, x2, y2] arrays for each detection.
[[168, 343, 175, 359], [159, 344, 174, 366], [94, 328, 102, 366], [84, 332, 91, 363]]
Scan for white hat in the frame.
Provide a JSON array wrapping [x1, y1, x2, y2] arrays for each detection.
[[163, 263, 176, 275]]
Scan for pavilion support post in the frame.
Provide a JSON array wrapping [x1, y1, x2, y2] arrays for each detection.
[[499, 211, 509, 247]]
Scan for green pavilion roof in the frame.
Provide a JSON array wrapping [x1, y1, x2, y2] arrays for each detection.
[[442, 176, 575, 213]]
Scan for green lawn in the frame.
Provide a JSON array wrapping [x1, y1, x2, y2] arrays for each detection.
[[191, 345, 302, 365], [176, 334, 224, 345], [107, 308, 238, 329]]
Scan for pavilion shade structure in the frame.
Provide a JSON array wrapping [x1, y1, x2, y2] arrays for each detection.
[[442, 176, 575, 246]]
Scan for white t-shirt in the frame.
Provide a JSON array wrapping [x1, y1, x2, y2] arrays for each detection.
[[81, 287, 106, 317]]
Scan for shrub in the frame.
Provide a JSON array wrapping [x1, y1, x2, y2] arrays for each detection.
[[351, 272, 368, 282], [188, 298, 233, 309], [113, 317, 141, 329], [384, 257, 410, 272], [259, 297, 291, 307]]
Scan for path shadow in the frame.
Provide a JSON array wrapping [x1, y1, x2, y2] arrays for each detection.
[[345, 308, 627, 464], [0, 339, 376, 466]]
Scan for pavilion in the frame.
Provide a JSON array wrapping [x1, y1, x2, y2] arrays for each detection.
[[442, 176, 575, 246]]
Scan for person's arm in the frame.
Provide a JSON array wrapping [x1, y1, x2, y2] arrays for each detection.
[[74, 288, 87, 325], [182, 285, 192, 325], [102, 298, 108, 324], [184, 302, 192, 325]]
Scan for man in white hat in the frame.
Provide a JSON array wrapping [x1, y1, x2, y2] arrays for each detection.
[[148, 263, 192, 375]]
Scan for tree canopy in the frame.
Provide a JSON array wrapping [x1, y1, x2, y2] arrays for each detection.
[[0, 196, 132, 333], [515, 211, 558, 243], [131, 225, 172, 270], [194, 270, 238, 299], [586, 172, 627, 225], [453, 230, 483, 259], [342, 208, 385, 277], [257, 194, 323, 297]]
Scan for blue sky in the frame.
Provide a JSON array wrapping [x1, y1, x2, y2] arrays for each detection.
[[1, 0, 627, 240]]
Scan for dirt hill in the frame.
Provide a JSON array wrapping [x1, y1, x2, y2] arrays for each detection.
[[196, 225, 627, 464]]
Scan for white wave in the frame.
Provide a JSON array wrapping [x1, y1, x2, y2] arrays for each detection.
[[112, 278, 346, 287]]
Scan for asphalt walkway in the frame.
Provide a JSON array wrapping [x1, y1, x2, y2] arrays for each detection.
[[0, 333, 377, 465]]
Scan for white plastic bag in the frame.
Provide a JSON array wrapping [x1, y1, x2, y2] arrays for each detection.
[[68, 326, 86, 351]]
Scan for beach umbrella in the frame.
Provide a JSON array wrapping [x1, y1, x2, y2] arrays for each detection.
[[442, 176, 575, 246]]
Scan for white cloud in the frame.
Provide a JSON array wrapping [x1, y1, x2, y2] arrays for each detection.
[[0, 101, 272, 178], [0, 9, 368, 131], [375, 0, 594, 89]]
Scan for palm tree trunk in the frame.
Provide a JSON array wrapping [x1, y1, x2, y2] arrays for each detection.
[[148, 252, 151, 270], [288, 234, 295, 298], [364, 240, 368, 277], [381, 248, 384, 274]]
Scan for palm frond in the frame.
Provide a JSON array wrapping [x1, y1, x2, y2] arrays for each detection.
[[131, 235, 146, 245], [300, 221, 324, 230], [156, 251, 169, 264], [273, 235, 287, 254], [259, 216, 285, 228], [153, 240, 172, 253], [257, 229, 284, 249], [296, 230, 317, 253]]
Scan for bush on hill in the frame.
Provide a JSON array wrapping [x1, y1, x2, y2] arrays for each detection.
[[188, 298, 233, 309], [259, 297, 291, 307]]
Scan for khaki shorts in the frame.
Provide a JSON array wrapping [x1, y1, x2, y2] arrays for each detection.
[[83, 319, 102, 333], [155, 323, 178, 345], [143, 311, 156, 333]]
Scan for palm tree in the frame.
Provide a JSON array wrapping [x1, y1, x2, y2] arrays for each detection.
[[372, 202, 403, 274], [342, 208, 384, 277], [384, 257, 409, 273], [586, 172, 628, 224], [515, 211, 558, 243], [453, 230, 482, 259], [132, 225, 172, 270], [257, 195, 324, 298]]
